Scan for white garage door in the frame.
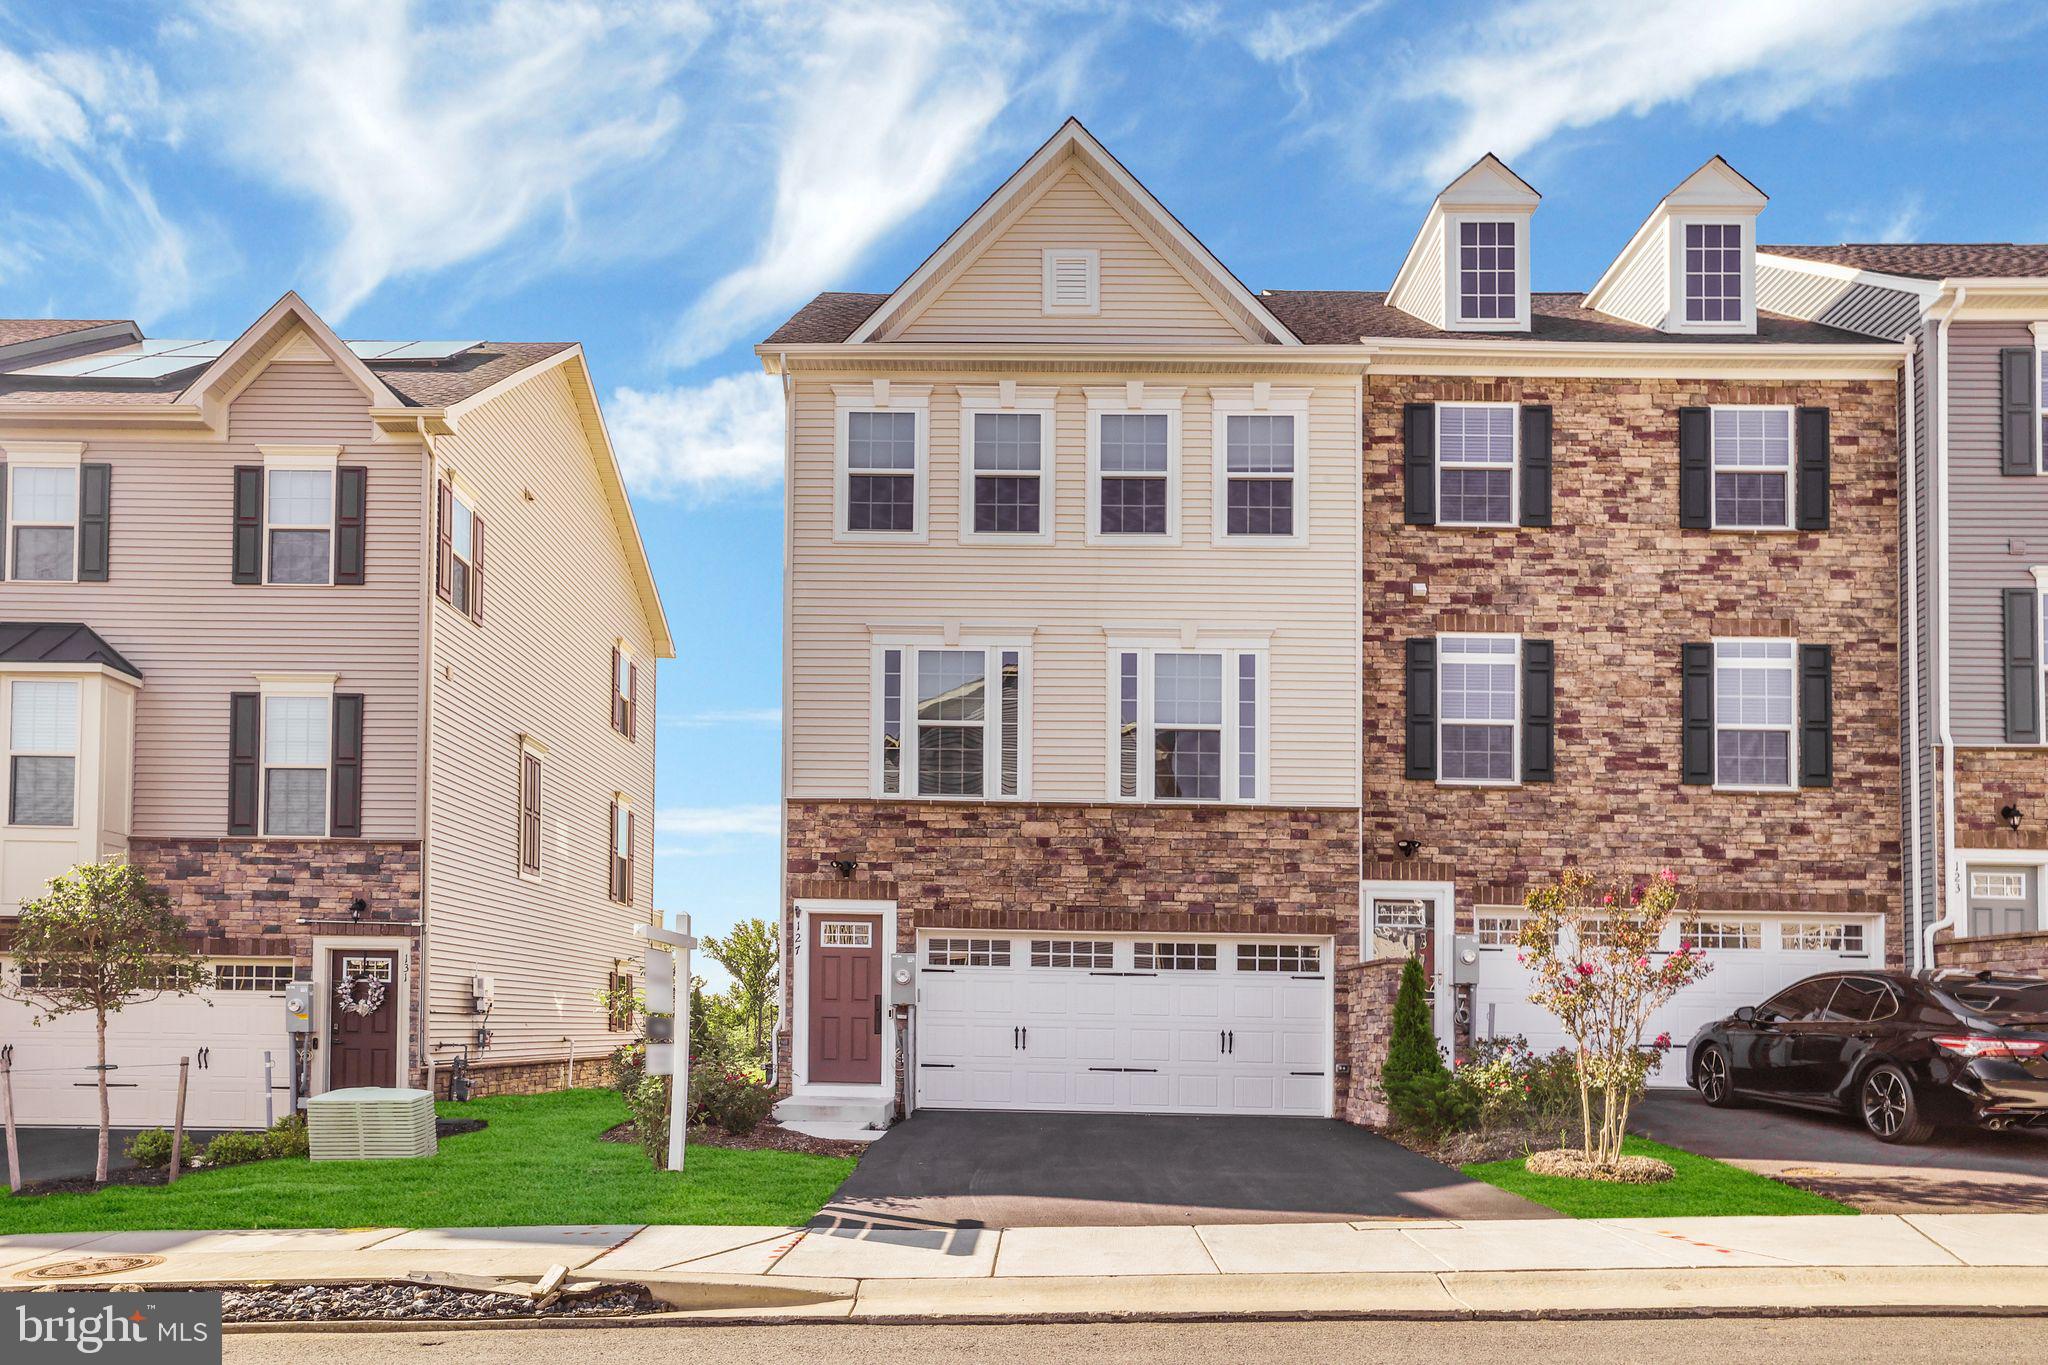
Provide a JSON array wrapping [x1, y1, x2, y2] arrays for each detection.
[[1470, 914, 1881, 1089], [915, 934, 1333, 1116], [0, 960, 293, 1128]]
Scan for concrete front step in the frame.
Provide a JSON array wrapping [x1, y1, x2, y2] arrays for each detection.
[[773, 1094, 893, 1140]]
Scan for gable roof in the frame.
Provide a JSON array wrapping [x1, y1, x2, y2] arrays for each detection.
[[1386, 152, 1540, 325], [178, 291, 405, 414], [1584, 156, 1767, 319], [1261, 291, 1871, 345], [0, 622, 142, 680], [1761, 243, 2048, 281], [844, 118, 1299, 346]]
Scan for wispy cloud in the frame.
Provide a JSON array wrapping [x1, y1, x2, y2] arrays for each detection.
[[609, 370, 784, 499], [666, 707, 783, 729], [1829, 193, 1928, 245], [1240, 3, 1376, 64], [1401, 0, 1972, 186], [657, 805, 780, 838]]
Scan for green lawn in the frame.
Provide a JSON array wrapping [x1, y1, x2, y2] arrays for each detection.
[[1463, 1136, 1856, 1218], [0, 1088, 857, 1234]]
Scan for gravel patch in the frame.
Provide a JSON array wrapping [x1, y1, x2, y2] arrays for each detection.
[[220, 1282, 660, 1323]]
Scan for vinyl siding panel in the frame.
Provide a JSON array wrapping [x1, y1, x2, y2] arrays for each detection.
[[1597, 230, 1670, 329], [1756, 260, 1922, 342], [423, 364, 658, 1068], [1947, 321, 2047, 746], [0, 358, 423, 838], [896, 168, 1252, 343], [789, 370, 1361, 806], [1394, 226, 1447, 330], [1904, 326, 1937, 962]]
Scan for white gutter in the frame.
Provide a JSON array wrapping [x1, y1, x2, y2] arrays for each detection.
[[1924, 287, 1966, 968], [413, 414, 440, 1092], [774, 351, 794, 1089], [1900, 338, 1924, 968]]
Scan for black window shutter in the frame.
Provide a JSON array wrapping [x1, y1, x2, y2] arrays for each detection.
[[78, 464, 111, 581], [1798, 644, 1834, 787], [1405, 638, 1437, 780], [228, 692, 259, 835], [1678, 407, 1711, 528], [2002, 347, 2038, 476], [2005, 587, 2041, 742], [232, 466, 264, 583], [1521, 638, 1555, 782], [1403, 404, 1436, 526], [1795, 407, 1830, 531], [1681, 642, 1714, 784], [435, 480, 453, 602], [331, 693, 364, 837], [627, 659, 639, 740], [1519, 406, 1553, 527], [335, 466, 367, 585]]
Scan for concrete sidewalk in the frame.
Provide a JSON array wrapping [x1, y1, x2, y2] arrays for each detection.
[[6, 1215, 2048, 1320]]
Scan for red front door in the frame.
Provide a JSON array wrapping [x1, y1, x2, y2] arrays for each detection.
[[329, 950, 399, 1090], [808, 916, 882, 1084]]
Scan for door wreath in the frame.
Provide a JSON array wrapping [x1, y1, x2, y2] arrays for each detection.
[[336, 973, 387, 1017]]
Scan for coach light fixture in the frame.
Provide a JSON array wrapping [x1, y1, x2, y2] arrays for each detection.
[[2002, 804, 2024, 832]]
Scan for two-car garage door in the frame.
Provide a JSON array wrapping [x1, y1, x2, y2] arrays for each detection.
[[914, 934, 1332, 1116]]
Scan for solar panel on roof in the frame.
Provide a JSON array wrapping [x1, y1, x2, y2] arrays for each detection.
[[82, 354, 221, 380], [344, 340, 411, 359], [344, 340, 481, 362], [9, 339, 226, 377]]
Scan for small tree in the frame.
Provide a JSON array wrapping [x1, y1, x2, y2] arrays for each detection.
[[703, 919, 779, 1068], [1517, 867, 1710, 1169], [1379, 954, 1471, 1135], [3, 862, 209, 1183]]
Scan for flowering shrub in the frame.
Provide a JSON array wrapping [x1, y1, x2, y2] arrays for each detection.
[[1516, 867, 1711, 1170], [688, 1066, 778, 1135]]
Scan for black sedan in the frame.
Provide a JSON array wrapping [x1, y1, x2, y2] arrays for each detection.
[[1686, 969, 2048, 1144]]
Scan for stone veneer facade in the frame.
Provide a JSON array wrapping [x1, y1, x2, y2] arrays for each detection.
[[1944, 750, 2048, 853], [783, 799, 1363, 1112], [1362, 374, 1902, 961], [1935, 929, 2048, 975]]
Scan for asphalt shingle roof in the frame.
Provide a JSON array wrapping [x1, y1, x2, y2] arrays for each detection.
[[0, 319, 128, 347], [1761, 243, 2048, 280], [0, 622, 142, 679]]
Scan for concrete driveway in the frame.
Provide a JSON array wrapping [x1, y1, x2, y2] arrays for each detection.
[[810, 1110, 1545, 1230], [1633, 1089, 2048, 1213]]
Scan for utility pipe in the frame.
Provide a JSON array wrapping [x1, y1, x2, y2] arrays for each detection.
[[1924, 288, 1967, 967], [1901, 337, 1925, 968]]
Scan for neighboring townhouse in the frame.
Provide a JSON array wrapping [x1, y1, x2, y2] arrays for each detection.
[[0, 294, 671, 1128], [1759, 244, 2048, 977], [759, 121, 1902, 1130]]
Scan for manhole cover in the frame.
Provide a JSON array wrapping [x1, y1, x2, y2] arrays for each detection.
[[17, 1254, 164, 1281]]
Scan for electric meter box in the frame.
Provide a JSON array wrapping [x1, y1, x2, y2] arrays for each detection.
[[888, 953, 918, 1007], [284, 981, 315, 1033], [1450, 935, 1482, 986]]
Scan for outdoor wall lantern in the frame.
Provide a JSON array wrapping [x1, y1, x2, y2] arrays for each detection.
[[2002, 804, 2024, 832], [831, 858, 858, 879], [348, 896, 367, 922]]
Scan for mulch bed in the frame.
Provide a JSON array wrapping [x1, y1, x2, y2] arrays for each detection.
[[218, 1282, 660, 1323], [437, 1117, 488, 1138], [601, 1119, 867, 1159]]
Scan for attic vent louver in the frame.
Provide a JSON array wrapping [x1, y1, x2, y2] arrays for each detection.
[[1042, 248, 1099, 313]]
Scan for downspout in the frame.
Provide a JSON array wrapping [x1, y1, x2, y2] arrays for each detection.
[[771, 352, 794, 1091], [414, 415, 439, 1094], [1923, 288, 1966, 969], [1900, 339, 1923, 968]]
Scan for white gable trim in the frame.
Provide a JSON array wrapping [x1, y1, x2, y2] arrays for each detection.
[[177, 291, 403, 418], [847, 119, 1299, 347]]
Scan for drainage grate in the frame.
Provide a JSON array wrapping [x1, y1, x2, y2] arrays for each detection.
[[17, 1254, 165, 1281]]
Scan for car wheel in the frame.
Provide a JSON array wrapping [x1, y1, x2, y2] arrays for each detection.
[[1696, 1044, 1742, 1108], [1860, 1064, 1936, 1145]]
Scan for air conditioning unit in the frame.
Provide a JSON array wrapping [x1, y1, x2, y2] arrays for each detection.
[[306, 1087, 437, 1161]]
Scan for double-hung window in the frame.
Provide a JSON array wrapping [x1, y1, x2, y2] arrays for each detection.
[[1112, 644, 1263, 802], [1711, 407, 1793, 529], [1438, 634, 1518, 784], [9, 464, 79, 581], [1087, 386, 1182, 543], [1457, 220, 1517, 322], [8, 679, 78, 826], [1684, 222, 1743, 323], [448, 489, 477, 610], [1713, 639, 1796, 789], [875, 643, 1028, 798], [266, 466, 335, 584], [609, 797, 635, 904], [1213, 389, 1308, 543], [262, 693, 330, 836], [1436, 404, 1517, 526], [836, 385, 929, 541], [959, 387, 1054, 543]]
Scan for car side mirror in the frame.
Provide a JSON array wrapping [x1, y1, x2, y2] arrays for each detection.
[[1733, 1005, 1757, 1023]]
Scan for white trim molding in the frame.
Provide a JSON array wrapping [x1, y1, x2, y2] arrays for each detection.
[[956, 384, 1058, 546], [1209, 385, 1311, 547], [832, 383, 932, 545], [789, 898, 899, 1100], [1085, 383, 1185, 547]]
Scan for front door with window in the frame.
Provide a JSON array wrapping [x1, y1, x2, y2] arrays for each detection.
[[1967, 866, 2038, 937], [808, 916, 883, 1085], [328, 950, 398, 1090]]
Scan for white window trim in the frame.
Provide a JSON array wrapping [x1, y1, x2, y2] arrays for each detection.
[[518, 736, 546, 884], [259, 445, 340, 588], [833, 383, 931, 545], [1041, 247, 1100, 315], [871, 639, 1032, 801], [1667, 213, 1756, 334], [1435, 632, 1521, 788], [1085, 385, 1184, 547], [1708, 404, 1796, 532], [614, 639, 634, 718], [1433, 400, 1520, 529], [1105, 638, 1268, 805], [254, 671, 338, 838], [6, 676, 80, 829], [1209, 386, 1311, 547], [1710, 636, 1799, 794], [956, 385, 1058, 546], [1442, 213, 1531, 331], [4, 442, 84, 584]]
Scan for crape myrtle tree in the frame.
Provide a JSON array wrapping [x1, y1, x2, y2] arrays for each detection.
[[1516, 867, 1710, 1169], [2, 861, 209, 1183]]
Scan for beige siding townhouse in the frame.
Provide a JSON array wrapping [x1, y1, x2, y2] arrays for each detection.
[[0, 293, 670, 1128]]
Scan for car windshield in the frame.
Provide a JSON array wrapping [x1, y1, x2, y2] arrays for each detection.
[[1942, 979, 2048, 1016]]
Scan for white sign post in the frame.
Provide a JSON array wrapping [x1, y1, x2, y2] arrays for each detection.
[[634, 915, 697, 1173]]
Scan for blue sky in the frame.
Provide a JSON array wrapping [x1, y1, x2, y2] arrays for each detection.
[[1, 0, 2041, 979]]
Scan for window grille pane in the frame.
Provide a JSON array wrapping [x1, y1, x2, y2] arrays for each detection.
[[1689, 920, 1762, 950], [1154, 729, 1221, 800], [267, 468, 333, 525], [1441, 724, 1513, 782], [1000, 650, 1021, 797], [1154, 653, 1223, 725], [974, 475, 1041, 534], [1440, 658, 1516, 722], [264, 768, 327, 835], [1225, 414, 1295, 472], [848, 473, 915, 531], [1030, 939, 1114, 969], [1437, 406, 1515, 463], [216, 963, 295, 992], [1711, 408, 1791, 466], [973, 412, 1041, 471], [12, 526, 74, 580], [450, 558, 471, 615], [1119, 651, 1139, 798], [13, 467, 77, 522], [1235, 943, 1319, 972], [1712, 472, 1787, 527], [1684, 222, 1743, 322], [1715, 729, 1790, 786], [264, 696, 329, 765], [449, 495, 475, 560], [10, 755, 75, 825], [1438, 467, 1513, 524], [848, 411, 917, 469], [269, 528, 332, 583], [1715, 660, 1794, 726], [1784, 921, 1865, 952], [1458, 220, 1516, 319], [1099, 477, 1166, 534], [1098, 412, 1168, 472], [11, 681, 78, 751], [1226, 478, 1293, 535], [917, 650, 986, 722], [1134, 941, 1215, 971], [881, 649, 902, 794], [918, 725, 984, 795], [1237, 653, 1257, 800], [1475, 915, 1524, 946]]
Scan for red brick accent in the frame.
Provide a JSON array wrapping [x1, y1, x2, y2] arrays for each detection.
[[1364, 374, 1901, 960]]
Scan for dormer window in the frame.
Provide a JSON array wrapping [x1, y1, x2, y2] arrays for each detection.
[[1386, 156, 1538, 333], [1457, 221, 1517, 322], [1684, 223, 1743, 323]]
